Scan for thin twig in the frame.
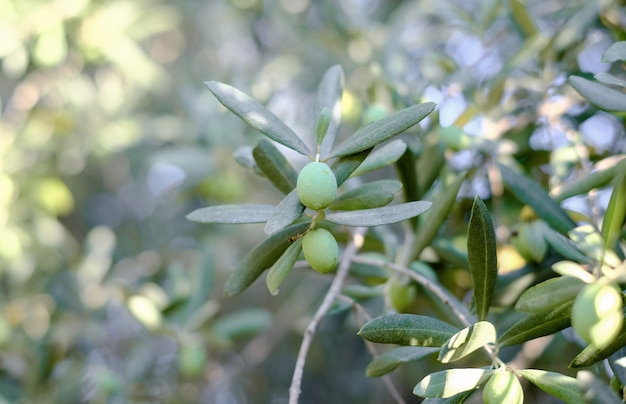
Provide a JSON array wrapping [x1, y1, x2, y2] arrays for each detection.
[[288, 227, 367, 404]]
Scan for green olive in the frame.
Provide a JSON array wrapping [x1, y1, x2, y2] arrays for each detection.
[[483, 370, 524, 404], [572, 282, 623, 348], [302, 228, 338, 274], [178, 343, 207, 377], [388, 278, 417, 313], [296, 162, 337, 210]]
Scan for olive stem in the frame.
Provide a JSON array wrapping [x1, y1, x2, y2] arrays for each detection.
[[289, 227, 366, 404]]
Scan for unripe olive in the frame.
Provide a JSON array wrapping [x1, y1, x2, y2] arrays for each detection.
[[388, 278, 417, 313], [302, 228, 338, 274], [296, 162, 337, 210], [178, 343, 207, 377], [572, 282, 623, 348], [483, 370, 524, 404]]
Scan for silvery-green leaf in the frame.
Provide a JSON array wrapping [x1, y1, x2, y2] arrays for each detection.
[[602, 41, 626, 63], [264, 189, 305, 234], [326, 201, 431, 227], [358, 314, 459, 346], [316, 65, 344, 157], [569, 76, 626, 112], [187, 204, 275, 224], [329, 180, 402, 211], [253, 138, 298, 194], [266, 238, 302, 295], [350, 140, 407, 178]]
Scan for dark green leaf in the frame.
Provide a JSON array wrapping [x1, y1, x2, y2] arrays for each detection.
[[411, 172, 468, 260], [358, 314, 459, 346], [416, 141, 446, 197], [213, 308, 272, 340], [568, 76, 626, 112], [325, 201, 431, 227], [331, 149, 372, 186], [316, 65, 344, 157], [366, 346, 439, 377], [570, 322, 626, 368], [602, 41, 626, 63], [187, 204, 275, 224], [422, 390, 477, 404], [517, 369, 584, 404], [515, 276, 585, 313], [467, 197, 498, 321], [224, 222, 310, 296], [315, 107, 332, 147], [206, 81, 311, 155], [331, 102, 436, 158], [577, 370, 621, 404], [498, 300, 573, 347], [264, 189, 305, 234], [351, 139, 407, 177], [438, 321, 496, 363], [499, 163, 577, 234], [253, 138, 298, 194], [329, 180, 402, 211], [602, 160, 626, 251], [266, 238, 302, 295], [233, 145, 259, 172], [414, 368, 493, 398]]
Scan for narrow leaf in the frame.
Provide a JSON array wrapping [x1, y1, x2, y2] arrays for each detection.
[[224, 222, 310, 296], [570, 322, 626, 368], [569, 76, 626, 112], [602, 41, 626, 63], [264, 189, 306, 234], [315, 107, 332, 147], [551, 261, 596, 283], [515, 276, 585, 313], [206, 81, 311, 155], [570, 224, 621, 267], [499, 163, 577, 234], [602, 161, 626, 251], [595, 73, 626, 88], [325, 201, 431, 227], [507, 0, 539, 38], [266, 238, 303, 295], [331, 102, 436, 158], [358, 314, 459, 346], [331, 149, 372, 186], [253, 138, 298, 194], [187, 204, 275, 224], [422, 390, 476, 403], [577, 370, 622, 404], [552, 163, 619, 202], [414, 368, 493, 398], [517, 369, 584, 404], [213, 308, 272, 339], [329, 180, 403, 211], [438, 321, 496, 363], [366, 346, 439, 377], [467, 197, 498, 321], [316, 65, 344, 157], [498, 300, 573, 347], [350, 139, 407, 177], [416, 141, 447, 197], [543, 228, 594, 265]]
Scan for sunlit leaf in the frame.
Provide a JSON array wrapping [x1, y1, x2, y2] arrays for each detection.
[[517, 369, 584, 404], [499, 163, 576, 234], [329, 180, 402, 211], [568, 76, 626, 112], [515, 276, 585, 313], [602, 41, 626, 63], [366, 346, 439, 377], [498, 300, 573, 347], [253, 138, 298, 194], [569, 225, 621, 267], [264, 189, 305, 234], [570, 322, 626, 368], [325, 201, 431, 227], [206, 81, 312, 155], [316, 65, 344, 157], [331, 102, 436, 158], [266, 238, 302, 295], [438, 321, 496, 363], [414, 368, 493, 398], [602, 162, 626, 252], [467, 197, 497, 321], [224, 222, 310, 296], [187, 204, 275, 224], [350, 139, 407, 178], [358, 314, 459, 346]]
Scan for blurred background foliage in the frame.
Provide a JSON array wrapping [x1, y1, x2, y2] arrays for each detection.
[[0, 0, 624, 402]]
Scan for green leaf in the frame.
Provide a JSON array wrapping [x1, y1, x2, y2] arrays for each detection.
[[552, 161, 620, 202], [366, 346, 439, 377], [316, 65, 344, 157], [325, 201, 431, 227], [515, 276, 585, 313], [351, 139, 407, 178], [570, 224, 621, 267], [416, 141, 447, 197], [358, 314, 459, 346], [187, 204, 275, 224], [411, 172, 468, 260], [213, 308, 272, 340], [414, 368, 493, 398], [577, 370, 622, 404], [331, 102, 436, 158], [602, 41, 626, 63], [602, 161, 626, 251], [498, 300, 573, 347], [224, 222, 310, 296], [315, 107, 332, 147], [265, 238, 302, 295], [517, 369, 584, 404], [551, 260, 596, 283], [568, 76, 626, 112], [264, 189, 305, 234], [543, 227, 594, 265], [422, 390, 477, 404], [329, 180, 402, 211], [252, 138, 298, 194], [331, 149, 372, 186], [438, 321, 496, 363], [467, 197, 498, 321], [595, 73, 626, 88], [206, 81, 311, 155], [507, 0, 539, 38], [499, 163, 577, 234], [570, 322, 626, 368]]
